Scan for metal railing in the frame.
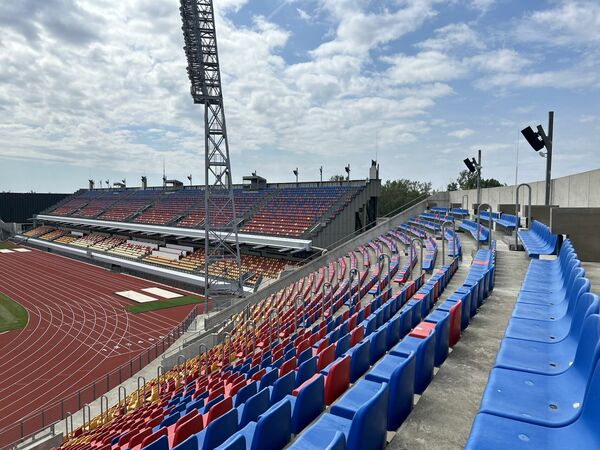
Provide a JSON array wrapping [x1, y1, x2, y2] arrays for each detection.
[[0, 307, 198, 450]]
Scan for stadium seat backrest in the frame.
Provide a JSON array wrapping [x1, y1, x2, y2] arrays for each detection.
[[291, 374, 325, 433], [296, 356, 318, 388], [270, 370, 295, 405], [317, 344, 336, 371], [199, 408, 239, 450], [346, 382, 389, 450], [324, 355, 350, 405], [239, 387, 270, 428], [214, 434, 245, 450], [569, 293, 600, 340], [140, 433, 168, 450], [258, 367, 278, 391], [251, 399, 292, 450], [571, 314, 600, 378], [172, 414, 204, 448], [205, 396, 233, 426], [234, 381, 257, 407]]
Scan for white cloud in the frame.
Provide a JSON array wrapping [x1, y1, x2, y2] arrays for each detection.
[[417, 23, 485, 51], [449, 128, 475, 139], [383, 51, 466, 85], [296, 8, 311, 22], [515, 1, 600, 46]]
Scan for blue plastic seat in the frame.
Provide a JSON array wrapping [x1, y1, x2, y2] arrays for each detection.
[[495, 309, 600, 375], [229, 398, 292, 450], [234, 381, 257, 408], [335, 333, 351, 358], [269, 370, 294, 405], [397, 306, 413, 338], [297, 347, 312, 366], [345, 339, 370, 383], [368, 326, 387, 365], [512, 274, 588, 321], [385, 314, 401, 351], [295, 356, 317, 388], [466, 356, 600, 449], [365, 351, 416, 430], [184, 408, 238, 450], [237, 387, 270, 428], [424, 310, 450, 367], [291, 380, 389, 450], [258, 368, 278, 391], [391, 331, 436, 395], [214, 434, 245, 450], [288, 429, 345, 449], [480, 307, 600, 427], [286, 374, 325, 433], [504, 291, 597, 343]]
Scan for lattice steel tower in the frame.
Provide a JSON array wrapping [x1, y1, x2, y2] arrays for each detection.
[[180, 0, 242, 296]]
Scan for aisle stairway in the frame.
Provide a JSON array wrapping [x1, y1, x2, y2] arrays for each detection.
[[388, 248, 529, 449]]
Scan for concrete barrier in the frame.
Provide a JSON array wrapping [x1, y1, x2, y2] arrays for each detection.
[[551, 207, 600, 262]]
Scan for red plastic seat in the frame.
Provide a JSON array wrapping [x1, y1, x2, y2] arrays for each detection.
[[324, 355, 351, 405], [350, 326, 364, 347], [204, 396, 232, 426], [207, 385, 224, 402], [171, 413, 204, 447], [409, 322, 435, 339], [317, 344, 336, 371], [279, 357, 297, 377], [447, 300, 462, 347], [138, 427, 167, 450]]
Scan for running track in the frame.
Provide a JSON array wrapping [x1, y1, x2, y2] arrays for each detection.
[[0, 247, 195, 442]]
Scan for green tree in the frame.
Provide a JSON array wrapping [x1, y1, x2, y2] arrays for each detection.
[[379, 179, 432, 217], [447, 170, 504, 191], [330, 174, 346, 181]]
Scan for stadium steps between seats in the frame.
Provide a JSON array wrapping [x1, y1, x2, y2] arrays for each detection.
[[387, 248, 530, 450]]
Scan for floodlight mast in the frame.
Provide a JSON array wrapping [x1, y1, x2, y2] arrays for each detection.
[[180, 0, 242, 297]]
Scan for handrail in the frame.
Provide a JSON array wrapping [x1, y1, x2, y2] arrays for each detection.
[[137, 376, 146, 407], [321, 282, 332, 319], [408, 237, 424, 281], [294, 295, 305, 332], [441, 220, 456, 265], [476, 203, 493, 251], [514, 183, 532, 249], [118, 386, 127, 416], [82, 404, 91, 431], [349, 268, 359, 306]]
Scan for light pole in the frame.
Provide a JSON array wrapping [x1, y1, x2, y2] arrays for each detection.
[[521, 111, 554, 206], [293, 168, 298, 186], [463, 151, 482, 207]]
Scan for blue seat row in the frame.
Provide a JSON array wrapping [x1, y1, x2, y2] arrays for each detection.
[[289, 247, 499, 450], [458, 219, 489, 242], [518, 220, 559, 257], [493, 213, 520, 231], [466, 240, 600, 449]]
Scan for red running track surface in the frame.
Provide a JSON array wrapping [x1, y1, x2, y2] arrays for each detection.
[[0, 247, 196, 444]]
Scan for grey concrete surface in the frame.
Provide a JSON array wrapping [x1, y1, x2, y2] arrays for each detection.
[[388, 243, 530, 450], [431, 167, 600, 211], [551, 208, 600, 262]]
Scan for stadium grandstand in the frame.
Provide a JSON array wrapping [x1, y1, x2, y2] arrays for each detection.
[[1, 1, 600, 450]]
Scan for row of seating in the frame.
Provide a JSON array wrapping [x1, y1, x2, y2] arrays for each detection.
[[466, 238, 600, 449], [290, 245, 497, 449], [518, 220, 558, 257], [492, 213, 520, 231], [53, 220, 489, 450], [459, 219, 489, 242]]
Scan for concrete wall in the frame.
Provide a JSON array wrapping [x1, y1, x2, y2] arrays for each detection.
[[312, 179, 382, 249], [551, 208, 600, 262], [431, 168, 600, 212]]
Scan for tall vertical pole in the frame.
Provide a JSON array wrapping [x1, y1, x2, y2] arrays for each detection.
[[545, 111, 554, 206], [476, 149, 482, 207]]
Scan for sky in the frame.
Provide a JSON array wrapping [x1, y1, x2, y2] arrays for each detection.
[[1, 0, 599, 193]]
